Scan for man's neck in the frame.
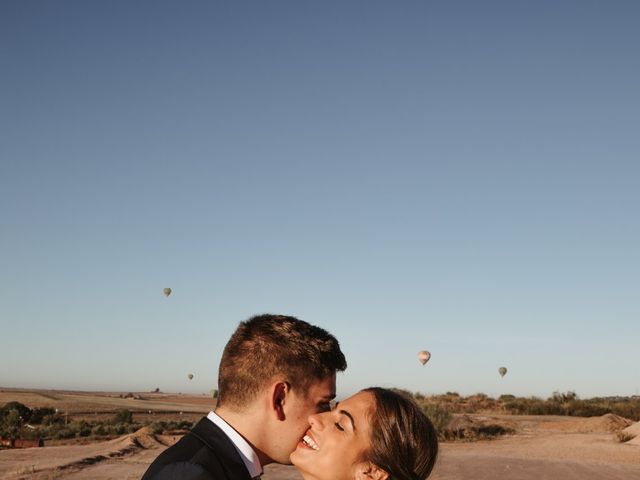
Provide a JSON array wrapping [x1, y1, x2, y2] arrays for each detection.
[[214, 405, 274, 466]]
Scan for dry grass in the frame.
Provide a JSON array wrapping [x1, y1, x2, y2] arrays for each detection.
[[616, 432, 635, 443]]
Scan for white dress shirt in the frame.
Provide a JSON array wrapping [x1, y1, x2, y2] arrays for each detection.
[[207, 411, 263, 479]]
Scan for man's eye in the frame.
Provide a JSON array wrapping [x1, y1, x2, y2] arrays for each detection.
[[334, 422, 344, 431], [318, 403, 331, 412]]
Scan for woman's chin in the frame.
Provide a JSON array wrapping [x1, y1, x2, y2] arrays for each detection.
[[290, 447, 314, 473]]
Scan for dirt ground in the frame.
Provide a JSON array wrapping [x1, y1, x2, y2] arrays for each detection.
[[1, 416, 639, 479], [2, 390, 639, 479]]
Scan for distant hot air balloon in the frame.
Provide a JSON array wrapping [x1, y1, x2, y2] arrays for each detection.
[[187, 373, 194, 380], [418, 350, 431, 366], [498, 367, 507, 378], [163, 288, 172, 297]]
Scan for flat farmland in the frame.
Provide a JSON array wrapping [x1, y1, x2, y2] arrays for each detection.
[[0, 388, 214, 415]]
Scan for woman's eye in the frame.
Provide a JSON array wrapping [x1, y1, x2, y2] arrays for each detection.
[[334, 422, 344, 431]]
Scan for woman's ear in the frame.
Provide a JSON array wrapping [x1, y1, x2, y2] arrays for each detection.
[[355, 462, 389, 480]]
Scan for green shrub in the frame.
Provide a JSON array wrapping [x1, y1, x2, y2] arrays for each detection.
[[127, 423, 142, 433], [53, 428, 76, 440], [421, 403, 453, 435], [20, 427, 43, 440], [70, 421, 91, 437], [112, 409, 133, 424], [29, 407, 56, 424], [109, 424, 126, 435], [42, 413, 65, 425], [91, 424, 108, 436], [1, 409, 22, 438], [149, 421, 166, 435], [1, 402, 32, 422], [177, 420, 194, 430]]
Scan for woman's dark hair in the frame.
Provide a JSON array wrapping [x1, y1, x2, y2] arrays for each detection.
[[363, 387, 438, 480]]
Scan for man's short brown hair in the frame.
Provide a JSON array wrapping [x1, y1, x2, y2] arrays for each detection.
[[217, 314, 347, 409]]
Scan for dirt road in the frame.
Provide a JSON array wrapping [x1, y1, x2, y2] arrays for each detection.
[[3, 434, 639, 480]]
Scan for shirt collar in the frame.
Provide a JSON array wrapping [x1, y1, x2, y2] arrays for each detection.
[[207, 411, 263, 478]]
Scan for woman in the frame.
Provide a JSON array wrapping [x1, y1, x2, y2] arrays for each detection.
[[291, 387, 438, 480]]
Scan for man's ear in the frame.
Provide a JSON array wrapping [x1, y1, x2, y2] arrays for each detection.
[[355, 462, 389, 480], [271, 381, 290, 421]]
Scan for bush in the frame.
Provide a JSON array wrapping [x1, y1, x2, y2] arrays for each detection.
[[421, 403, 453, 435], [127, 423, 142, 433], [176, 420, 194, 430], [91, 424, 108, 436], [149, 421, 166, 435], [1, 401, 32, 421], [20, 427, 43, 440], [476, 424, 514, 437], [69, 421, 91, 437], [42, 413, 65, 426], [29, 407, 56, 424], [53, 428, 76, 440], [147, 420, 194, 435], [112, 409, 133, 424], [110, 424, 126, 435]]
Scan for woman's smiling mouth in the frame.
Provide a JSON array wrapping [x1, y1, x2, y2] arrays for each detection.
[[302, 433, 320, 451]]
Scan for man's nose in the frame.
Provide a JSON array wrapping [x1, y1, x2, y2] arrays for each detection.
[[308, 413, 323, 429]]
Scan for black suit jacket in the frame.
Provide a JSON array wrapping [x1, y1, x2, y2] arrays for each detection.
[[141, 417, 254, 480]]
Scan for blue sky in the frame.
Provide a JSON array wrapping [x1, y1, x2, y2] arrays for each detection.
[[1, 1, 639, 399]]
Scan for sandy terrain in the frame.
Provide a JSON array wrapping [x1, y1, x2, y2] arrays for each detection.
[[2, 390, 639, 479], [2, 415, 639, 479]]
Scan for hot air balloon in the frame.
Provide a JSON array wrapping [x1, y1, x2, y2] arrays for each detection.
[[187, 373, 194, 380], [498, 367, 507, 378], [163, 288, 172, 297], [418, 350, 431, 366]]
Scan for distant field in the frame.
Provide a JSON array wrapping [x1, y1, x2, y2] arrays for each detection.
[[0, 388, 214, 415]]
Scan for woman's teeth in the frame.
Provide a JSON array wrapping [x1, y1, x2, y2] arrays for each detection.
[[302, 434, 320, 451]]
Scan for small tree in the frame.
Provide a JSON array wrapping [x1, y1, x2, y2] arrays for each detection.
[[2, 409, 22, 439], [1, 402, 32, 422], [421, 403, 452, 436]]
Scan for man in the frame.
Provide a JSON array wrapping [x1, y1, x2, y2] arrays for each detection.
[[142, 314, 347, 480]]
